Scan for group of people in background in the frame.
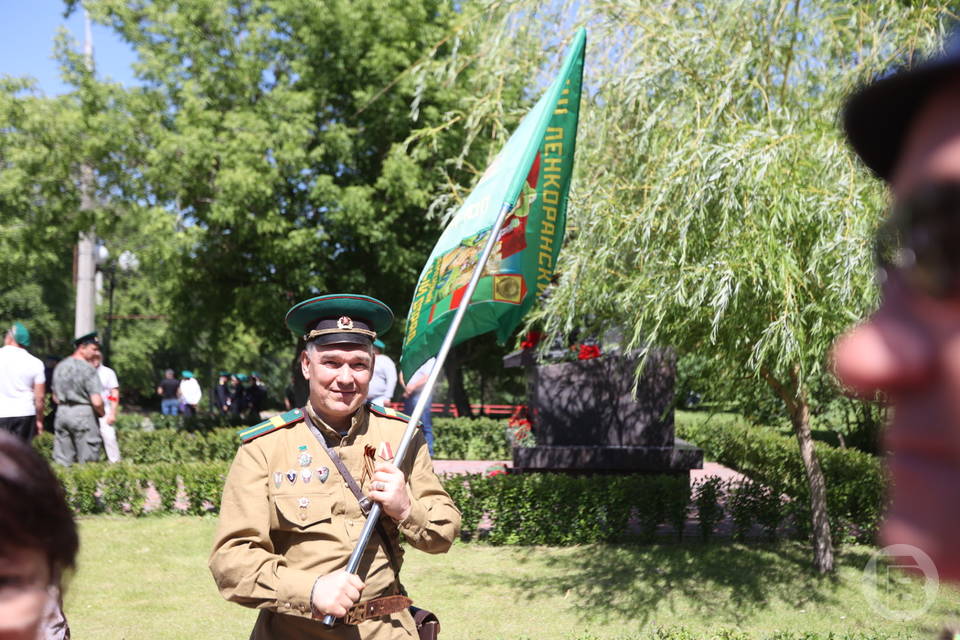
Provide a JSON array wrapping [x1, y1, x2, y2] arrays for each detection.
[[156, 368, 203, 416], [157, 369, 271, 420], [213, 371, 267, 419], [1, 320, 434, 469], [0, 323, 122, 466]]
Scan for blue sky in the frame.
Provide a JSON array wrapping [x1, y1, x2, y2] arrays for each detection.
[[0, 0, 138, 95]]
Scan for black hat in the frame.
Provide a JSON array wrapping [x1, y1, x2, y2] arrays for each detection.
[[285, 294, 393, 347], [73, 331, 99, 347], [844, 32, 960, 182]]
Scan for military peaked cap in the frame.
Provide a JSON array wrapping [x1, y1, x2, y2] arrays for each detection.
[[73, 331, 99, 347], [285, 294, 393, 346]]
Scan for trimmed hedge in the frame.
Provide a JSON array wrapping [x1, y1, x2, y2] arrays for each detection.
[[34, 429, 241, 465], [441, 472, 787, 545], [676, 412, 885, 543], [53, 461, 229, 516], [431, 417, 510, 460], [33, 415, 511, 465], [54, 461, 790, 547]]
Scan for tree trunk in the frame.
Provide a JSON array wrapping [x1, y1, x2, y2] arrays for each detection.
[[444, 347, 473, 418], [791, 391, 834, 573], [762, 366, 834, 573]]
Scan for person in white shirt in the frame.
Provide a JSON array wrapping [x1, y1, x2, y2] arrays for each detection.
[[368, 339, 397, 407], [179, 370, 202, 416], [89, 352, 121, 463], [0, 322, 45, 441]]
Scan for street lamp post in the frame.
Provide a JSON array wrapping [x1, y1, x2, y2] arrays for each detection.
[[100, 249, 139, 364]]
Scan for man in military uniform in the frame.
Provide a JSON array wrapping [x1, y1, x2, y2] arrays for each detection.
[[209, 294, 460, 639], [51, 332, 105, 466]]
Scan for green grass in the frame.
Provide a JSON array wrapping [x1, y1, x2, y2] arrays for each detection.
[[65, 516, 960, 639]]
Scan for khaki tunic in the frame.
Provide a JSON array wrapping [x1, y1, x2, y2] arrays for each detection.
[[209, 404, 461, 640]]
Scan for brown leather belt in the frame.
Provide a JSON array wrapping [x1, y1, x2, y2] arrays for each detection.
[[342, 595, 412, 625]]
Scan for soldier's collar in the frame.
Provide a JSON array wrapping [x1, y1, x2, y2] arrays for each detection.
[[304, 402, 369, 439]]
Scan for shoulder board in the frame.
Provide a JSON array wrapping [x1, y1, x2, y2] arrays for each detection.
[[237, 408, 305, 443], [368, 403, 419, 425]]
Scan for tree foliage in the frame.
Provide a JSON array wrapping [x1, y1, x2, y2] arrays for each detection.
[[84, 0, 510, 340], [2, 0, 526, 401], [412, 0, 952, 571]]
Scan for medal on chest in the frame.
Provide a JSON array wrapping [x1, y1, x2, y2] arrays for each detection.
[[316, 466, 330, 483], [297, 444, 312, 467]]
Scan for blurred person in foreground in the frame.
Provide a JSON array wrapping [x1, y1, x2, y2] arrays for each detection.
[[209, 294, 459, 639], [0, 430, 79, 640], [0, 323, 45, 442], [833, 29, 960, 582], [89, 352, 121, 463], [50, 333, 104, 466]]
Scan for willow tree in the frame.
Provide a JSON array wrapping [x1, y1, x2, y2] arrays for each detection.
[[411, 1, 949, 572]]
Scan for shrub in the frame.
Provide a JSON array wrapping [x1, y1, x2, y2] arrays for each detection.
[[36, 415, 509, 465], [34, 428, 240, 465], [693, 476, 724, 541], [52, 461, 230, 516], [443, 472, 692, 545], [53, 459, 799, 547], [114, 412, 249, 432], [676, 412, 884, 543], [432, 417, 510, 460], [726, 479, 783, 541]]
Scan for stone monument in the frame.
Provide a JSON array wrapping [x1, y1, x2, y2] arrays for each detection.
[[503, 346, 702, 475]]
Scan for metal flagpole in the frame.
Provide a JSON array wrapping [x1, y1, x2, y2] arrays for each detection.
[[323, 201, 514, 627]]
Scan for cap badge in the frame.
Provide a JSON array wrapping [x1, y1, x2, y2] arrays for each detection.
[[337, 316, 354, 330]]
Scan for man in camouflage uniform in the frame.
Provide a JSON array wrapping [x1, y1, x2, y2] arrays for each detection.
[[51, 332, 105, 466], [209, 294, 460, 639]]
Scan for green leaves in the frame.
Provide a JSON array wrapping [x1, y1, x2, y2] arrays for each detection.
[[421, 0, 947, 396]]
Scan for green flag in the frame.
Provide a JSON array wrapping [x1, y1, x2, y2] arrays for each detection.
[[400, 28, 585, 380]]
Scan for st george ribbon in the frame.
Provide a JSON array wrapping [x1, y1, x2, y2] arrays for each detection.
[[324, 28, 584, 627]]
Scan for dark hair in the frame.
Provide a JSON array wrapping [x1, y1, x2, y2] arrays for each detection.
[[0, 431, 78, 581]]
